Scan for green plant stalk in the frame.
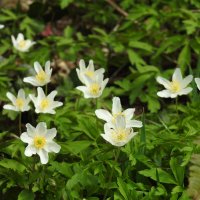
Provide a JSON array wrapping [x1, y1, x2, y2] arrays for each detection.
[[45, 84, 48, 95], [19, 112, 22, 135], [103, 148, 120, 200], [175, 97, 178, 116]]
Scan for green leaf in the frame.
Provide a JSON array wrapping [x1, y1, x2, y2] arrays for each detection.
[[127, 49, 146, 67], [0, 159, 26, 173], [60, 0, 74, 9], [18, 190, 35, 200], [139, 168, 176, 184], [129, 41, 154, 52], [117, 178, 129, 200]]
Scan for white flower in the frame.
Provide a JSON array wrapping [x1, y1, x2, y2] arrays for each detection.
[[101, 116, 138, 147], [95, 97, 142, 128], [29, 87, 63, 114], [76, 59, 105, 84], [11, 33, 35, 52], [156, 68, 193, 98], [20, 122, 61, 164], [0, 24, 4, 29], [195, 78, 200, 90], [23, 61, 52, 86], [3, 89, 30, 112], [76, 72, 108, 98]]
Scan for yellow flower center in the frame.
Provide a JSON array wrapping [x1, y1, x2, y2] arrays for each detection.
[[113, 129, 127, 142], [15, 98, 25, 109], [18, 40, 26, 48], [85, 70, 94, 78], [34, 136, 46, 149], [89, 83, 100, 95], [170, 81, 181, 93], [35, 71, 47, 83], [40, 98, 50, 110]]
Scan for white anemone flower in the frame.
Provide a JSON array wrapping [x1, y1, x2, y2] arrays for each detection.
[[195, 78, 200, 91], [11, 33, 35, 52], [76, 59, 105, 84], [76, 72, 108, 98], [3, 89, 30, 112], [156, 68, 193, 98], [29, 87, 63, 114], [0, 24, 4, 29], [23, 61, 52, 86], [101, 116, 138, 147], [95, 97, 142, 128], [20, 122, 61, 164]]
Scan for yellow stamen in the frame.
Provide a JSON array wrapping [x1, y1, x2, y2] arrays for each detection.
[[18, 40, 26, 48], [89, 83, 100, 95], [170, 81, 181, 93], [36, 71, 47, 83], [34, 136, 46, 149], [85, 71, 94, 78], [15, 98, 25, 109], [40, 98, 49, 110], [113, 129, 127, 142]]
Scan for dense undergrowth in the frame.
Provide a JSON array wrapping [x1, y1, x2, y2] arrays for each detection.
[[1, 0, 200, 199]]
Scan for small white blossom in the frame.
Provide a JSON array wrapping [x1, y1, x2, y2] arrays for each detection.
[[101, 116, 138, 147], [76, 59, 105, 84], [23, 61, 52, 86], [11, 33, 35, 52], [20, 122, 61, 164], [0, 24, 4, 29], [29, 87, 63, 114], [156, 68, 193, 98], [3, 89, 30, 112], [76, 72, 108, 99], [195, 78, 200, 91], [95, 97, 142, 128]]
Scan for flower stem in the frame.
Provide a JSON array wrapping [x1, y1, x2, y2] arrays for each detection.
[[19, 112, 22, 135], [103, 148, 120, 200], [175, 97, 178, 116]]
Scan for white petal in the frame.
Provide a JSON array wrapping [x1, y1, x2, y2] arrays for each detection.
[[156, 76, 171, 89], [37, 87, 46, 99], [178, 87, 193, 95], [195, 78, 200, 91], [157, 90, 172, 98], [38, 149, 49, 164], [126, 120, 142, 128], [51, 101, 63, 109], [47, 90, 57, 99], [36, 122, 47, 135], [17, 89, 25, 99], [88, 60, 94, 71], [24, 145, 36, 157], [26, 123, 36, 136], [95, 68, 105, 75], [17, 33, 24, 41], [79, 59, 86, 70], [23, 77, 41, 86], [112, 97, 122, 114], [11, 35, 16, 46], [20, 132, 33, 143], [115, 116, 126, 129], [45, 61, 51, 73], [45, 142, 61, 153], [101, 134, 114, 145], [181, 75, 193, 88], [127, 129, 138, 141], [95, 109, 112, 122], [34, 62, 43, 73], [123, 108, 135, 120], [172, 68, 182, 82], [6, 92, 16, 103], [3, 104, 17, 111], [46, 128, 57, 140]]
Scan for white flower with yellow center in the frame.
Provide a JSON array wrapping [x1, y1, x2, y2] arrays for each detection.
[[3, 89, 30, 112], [29, 87, 63, 114], [76, 59, 105, 84], [20, 122, 61, 164], [11, 33, 35, 52], [0, 24, 4, 29], [76, 72, 108, 98], [101, 116, 138, 147], [23, 61, 52, 86], [95, 97, 142, 128], [156, 68, 193, 98]]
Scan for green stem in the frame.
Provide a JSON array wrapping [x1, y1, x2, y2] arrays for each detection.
[[175, 97, 178, 116], [103, 148, 120, 200], [19, 112, 22, 135]]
